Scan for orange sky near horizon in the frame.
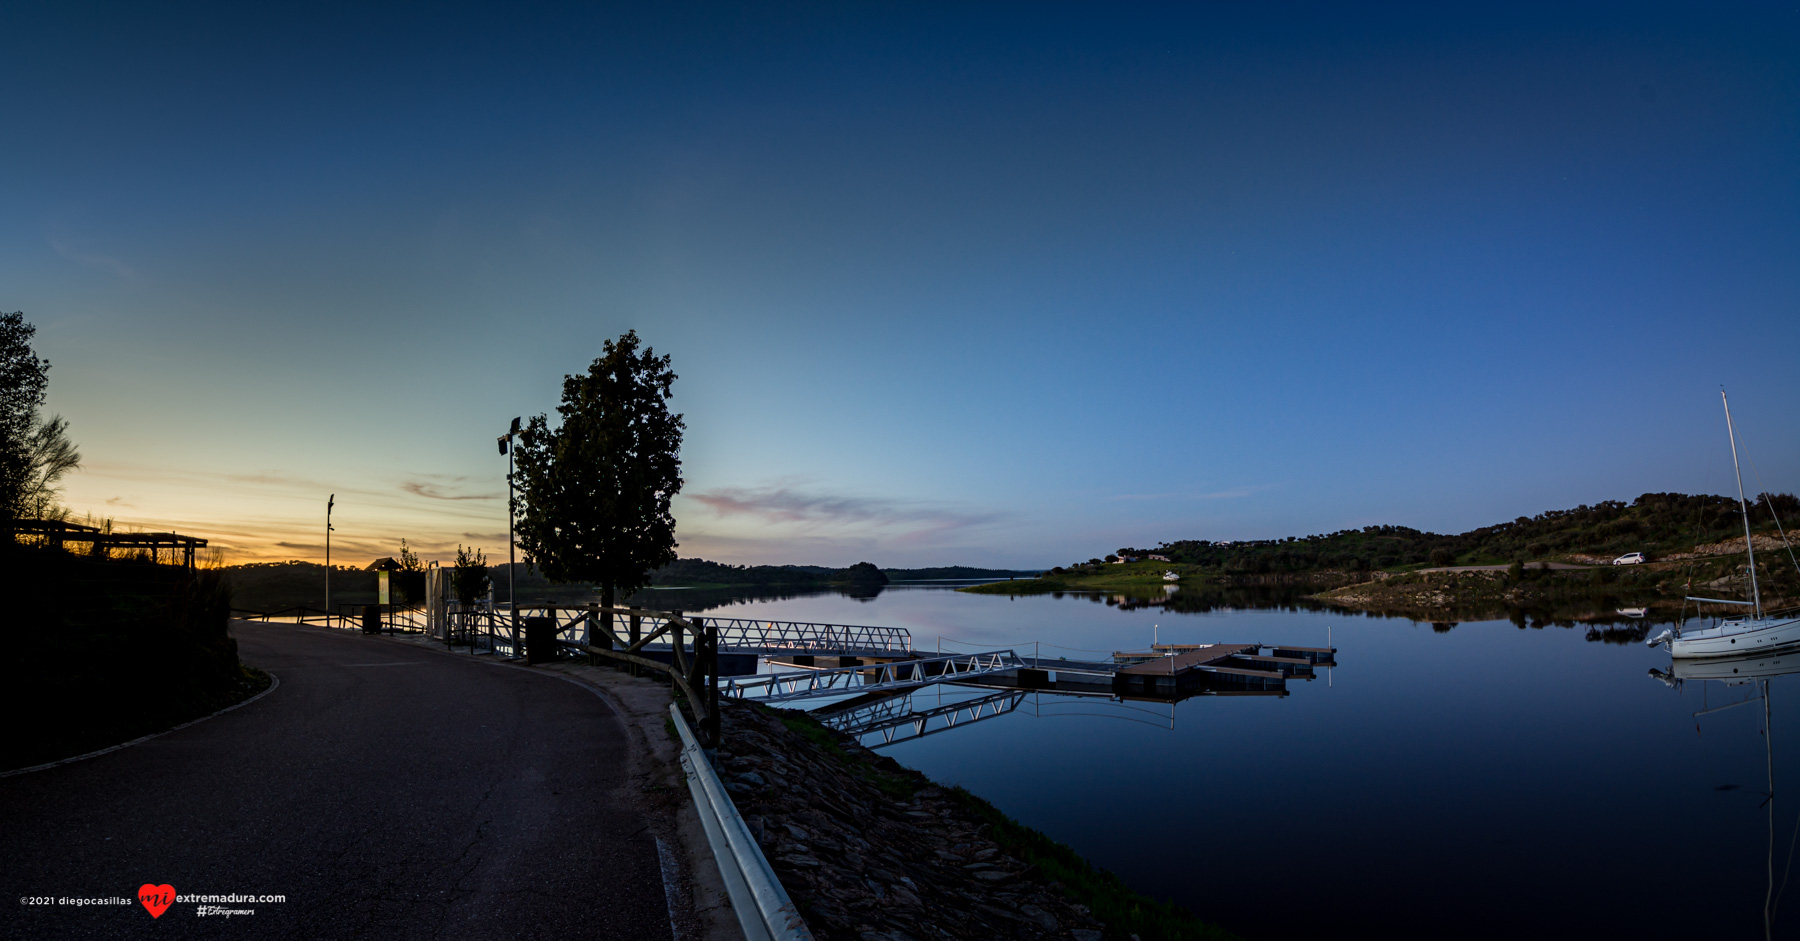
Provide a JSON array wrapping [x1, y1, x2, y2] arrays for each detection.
[[57, 457, 1011, 570]]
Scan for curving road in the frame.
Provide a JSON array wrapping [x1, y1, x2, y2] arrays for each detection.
[[1, 621, 673, 940]]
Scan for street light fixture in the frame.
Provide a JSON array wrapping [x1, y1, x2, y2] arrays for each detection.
[[498, 418, 522, 659], [326, 494, 335, 621]]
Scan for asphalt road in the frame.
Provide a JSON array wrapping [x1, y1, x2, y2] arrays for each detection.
[[1, 621, 673, 940]]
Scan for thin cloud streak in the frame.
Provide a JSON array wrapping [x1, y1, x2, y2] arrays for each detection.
[[687, 484, 1003, 535], [401, 479, 497, 501]]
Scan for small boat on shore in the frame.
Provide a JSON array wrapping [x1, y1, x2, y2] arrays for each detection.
[[1648, 391, 1800, 658]]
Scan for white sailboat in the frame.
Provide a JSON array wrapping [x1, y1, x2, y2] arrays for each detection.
[[1648, 391, 1800, 658]]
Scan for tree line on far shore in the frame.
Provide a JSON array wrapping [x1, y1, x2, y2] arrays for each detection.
[[221, 556, 1040, 611], [1101, 491, 1800, 577]]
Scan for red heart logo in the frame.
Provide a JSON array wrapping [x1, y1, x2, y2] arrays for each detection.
[[138, 884, 174, 919]]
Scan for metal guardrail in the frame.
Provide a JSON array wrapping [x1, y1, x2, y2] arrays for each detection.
[[670, 704, 814, 941], [721, 650, 1024, 704]]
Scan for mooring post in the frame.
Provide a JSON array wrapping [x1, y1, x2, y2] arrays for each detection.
[[587, 602, 607, 655], [697, 617, 720, 749], [689, 616, 707, 747]]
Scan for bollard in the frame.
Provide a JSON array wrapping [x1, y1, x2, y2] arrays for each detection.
[[524, 616, 557, 664]]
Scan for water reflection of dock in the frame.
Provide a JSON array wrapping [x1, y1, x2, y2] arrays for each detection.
[[769, 641, 1338, 700], [735, 617, 1339, 746], [815, 688, 1032, 747]]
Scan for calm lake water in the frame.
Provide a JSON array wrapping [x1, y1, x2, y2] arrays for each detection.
[[657, 582, 1800, 940]]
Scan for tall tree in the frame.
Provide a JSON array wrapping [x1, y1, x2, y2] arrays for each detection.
[[451, 545, 490, 608], [0, 311, 66, 524], [396, 538, 426, 604], [513, 330, 684, 630]]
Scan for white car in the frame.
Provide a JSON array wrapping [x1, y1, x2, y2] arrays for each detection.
[[1612, 552, 1646, 566]]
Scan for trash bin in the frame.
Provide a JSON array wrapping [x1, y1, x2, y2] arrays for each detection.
[[362, 605, 382, 634], [525, 616, 557, 664]]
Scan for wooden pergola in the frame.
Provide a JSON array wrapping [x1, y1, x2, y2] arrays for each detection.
[[11, 519, 210, 568]]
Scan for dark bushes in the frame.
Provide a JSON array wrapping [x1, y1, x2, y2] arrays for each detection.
[[2, 542, 256, 771]]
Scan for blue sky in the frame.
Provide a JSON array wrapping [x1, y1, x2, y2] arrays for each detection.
[[4, 2, 1798, 567]]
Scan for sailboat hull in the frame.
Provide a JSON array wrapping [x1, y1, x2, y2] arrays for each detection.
[[1667, 617, 1800, 658]]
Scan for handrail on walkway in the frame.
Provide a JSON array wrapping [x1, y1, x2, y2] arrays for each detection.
[[503, 604, 911, 655], [722, 649, 1024, 704], [232, 604, 429, 635]]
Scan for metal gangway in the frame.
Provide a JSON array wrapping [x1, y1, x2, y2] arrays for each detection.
[[720, 649, 1025, 704], [461, 606, 913, 657]]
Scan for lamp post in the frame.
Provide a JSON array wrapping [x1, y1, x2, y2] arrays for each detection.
[[498, 418, 521, 659], [326, 494, 335, 622]]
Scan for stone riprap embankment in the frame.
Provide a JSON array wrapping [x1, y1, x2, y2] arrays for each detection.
[[716, 702, 1112, 941], [1313, 567, 1681, 622]]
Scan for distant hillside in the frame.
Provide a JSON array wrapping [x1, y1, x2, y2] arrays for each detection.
[[647, 558, 1037, 587], [225, 561, 379, 610], [884, 566, 1042, 581], [1101, 491, 1800, 576], [647, 558, 838, 587]]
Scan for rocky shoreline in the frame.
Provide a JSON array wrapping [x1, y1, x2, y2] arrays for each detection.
[[1311, 562, 1798, 624], [1310, 567, 1671, 622], [713, 700, 1235, 941]]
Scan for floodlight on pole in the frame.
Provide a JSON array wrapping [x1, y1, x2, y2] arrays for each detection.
[[500, 417, 523, 659], [326, 494, 335, 620]]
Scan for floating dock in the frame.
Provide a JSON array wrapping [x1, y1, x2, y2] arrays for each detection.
[[1115, 644, 1303, 695], [910, 643, 1336, 700]]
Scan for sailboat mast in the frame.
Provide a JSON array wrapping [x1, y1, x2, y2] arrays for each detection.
[[1722, 390, 1763, 619]]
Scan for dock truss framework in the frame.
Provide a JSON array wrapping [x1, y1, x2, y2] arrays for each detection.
[[720, 650, 1025, 704]]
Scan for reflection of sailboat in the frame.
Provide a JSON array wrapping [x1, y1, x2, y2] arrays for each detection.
[[1651, 650, 1800, 686], [1647, 391, 1800, 658], [1649, 650, 1799, 939]]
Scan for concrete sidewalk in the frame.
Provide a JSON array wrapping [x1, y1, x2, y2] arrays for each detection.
[[0, 620, 707, 940]]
